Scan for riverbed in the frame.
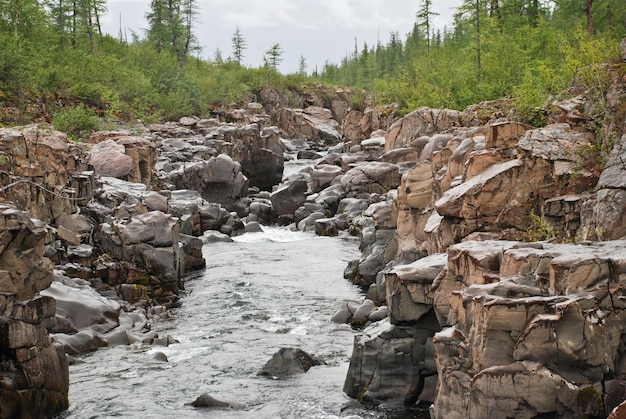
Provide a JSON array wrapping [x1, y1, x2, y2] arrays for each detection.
[[61, 227, 390, 418]]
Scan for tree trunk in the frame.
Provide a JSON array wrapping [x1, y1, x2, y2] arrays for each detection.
[[586, 0, 594, 36], [93, 0, 103, 37], [530, 0, 539, 27], [489, 0, 500, 19], [167, 0, 179, 54], [71, 0, 77, 47]]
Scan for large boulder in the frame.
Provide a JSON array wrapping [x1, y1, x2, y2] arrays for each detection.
[[89, 135, 157, 187], [270, 178, 308, 220], [385, 108, 462, 152], [203, 124, 284, 191], [166, 154, 248, 211], [344, 317, 440, 405], [42, 273, 159, 355], [277, 106, 342, 147], [340, 162, 401, 198], [95, 211, 184, 299], [257, 348, 325, 378], [385, 254, 448, 324]]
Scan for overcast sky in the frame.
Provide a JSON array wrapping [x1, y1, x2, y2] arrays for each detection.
[[100, 0, 462, 74]]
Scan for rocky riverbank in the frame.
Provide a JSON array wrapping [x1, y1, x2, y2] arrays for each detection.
[[1, 56, 626, 418]]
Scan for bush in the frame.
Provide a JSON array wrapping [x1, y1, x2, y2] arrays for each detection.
[[52, 105, 101, 139]]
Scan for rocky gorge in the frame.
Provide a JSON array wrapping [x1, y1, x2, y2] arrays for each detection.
[[1, 54, 626, 418]]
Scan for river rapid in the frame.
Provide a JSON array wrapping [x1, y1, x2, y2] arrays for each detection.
[[60, 227, 393, 419]]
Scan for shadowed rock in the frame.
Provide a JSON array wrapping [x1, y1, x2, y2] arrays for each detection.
[[257, 347, 325, 378], [191, 393, 246, 409]]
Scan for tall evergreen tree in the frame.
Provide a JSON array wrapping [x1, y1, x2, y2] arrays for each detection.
[[416, 0, 439, 51], [231, 26, 246, 66], [297, 55, 307, 76], [264, 43, 283, 70], [146, 0, 197, 71]]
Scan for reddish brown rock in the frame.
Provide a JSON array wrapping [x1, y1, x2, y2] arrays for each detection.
[[0, 204, 69, 418]]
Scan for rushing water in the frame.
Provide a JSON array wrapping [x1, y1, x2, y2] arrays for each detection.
[[61, 227, 392, 418]]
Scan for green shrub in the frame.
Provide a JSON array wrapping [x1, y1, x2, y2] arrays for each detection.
[[52, 105, 100, 139]]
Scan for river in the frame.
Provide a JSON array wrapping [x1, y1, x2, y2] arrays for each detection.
[[60, 227, 393, 418]]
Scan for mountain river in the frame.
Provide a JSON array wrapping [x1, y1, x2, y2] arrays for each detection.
[[59, 227, 396, 418]]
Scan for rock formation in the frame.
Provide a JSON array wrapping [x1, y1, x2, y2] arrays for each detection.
[[335, 62, 626, 418], [0, 204, 69, 418], [2, 63, 626, 419]]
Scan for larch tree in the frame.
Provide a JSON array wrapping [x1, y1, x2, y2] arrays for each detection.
[[416, 0, 439, 51], [298, 55, 307, 75], [231, 26, 246, 66], [264, 42, 283, 70]]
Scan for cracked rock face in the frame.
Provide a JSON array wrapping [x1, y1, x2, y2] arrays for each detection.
[[0, 204, 69, 419], [432, 240, 626, 418]]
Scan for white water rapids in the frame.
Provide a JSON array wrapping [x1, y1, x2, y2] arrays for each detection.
[[60, 227, 395, 418]]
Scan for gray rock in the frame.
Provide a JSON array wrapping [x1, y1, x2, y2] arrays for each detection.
[[191, 393, 246, 409], [270, 179, 308, 218], [152, 351, 169, 362], [343, 316, 440, 404], [257, 347, 325, 378]]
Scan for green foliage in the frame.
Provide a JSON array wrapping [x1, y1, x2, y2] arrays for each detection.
[[0, 0, 624, 129], [52, 105, 100, 139], [576, 385, 603, 417], [522, 213, 555, 242]]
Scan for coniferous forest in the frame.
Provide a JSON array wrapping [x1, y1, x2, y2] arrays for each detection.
[[0, 0, 624, 133]]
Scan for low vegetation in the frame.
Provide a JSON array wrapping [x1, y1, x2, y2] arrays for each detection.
[[0, 0, 624, 135]]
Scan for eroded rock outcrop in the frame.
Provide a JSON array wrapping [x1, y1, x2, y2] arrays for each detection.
[[0, 125, 93, 223], [277, 106, 342, 147], [0, 204, 69, 418], [432, 240, 626, 418], [339, 70, 626, 417]]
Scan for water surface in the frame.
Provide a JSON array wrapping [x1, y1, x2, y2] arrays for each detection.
[[63, 228, 384, 418]]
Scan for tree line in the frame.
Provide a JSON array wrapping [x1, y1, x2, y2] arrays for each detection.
[[0, 0, 624, 133], [319, 0, 624, 121]]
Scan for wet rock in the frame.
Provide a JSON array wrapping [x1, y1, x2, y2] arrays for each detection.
[[179, 234, 205, 271], [244, 221, 264, 233], [191, 393, 246, 409], [257, 347, 325, 378], [331, 301, 357, 324], [202, 230, 233, 243], [297, 149, 323, 160], [152, 351, 169, 362], [270, 178, 308, 220], [344, 316, 440, 404]]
